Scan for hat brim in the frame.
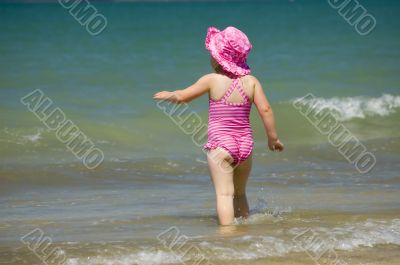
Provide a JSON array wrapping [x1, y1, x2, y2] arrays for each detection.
[[205, 27, 251, 76], [205, 27, 220, 50]]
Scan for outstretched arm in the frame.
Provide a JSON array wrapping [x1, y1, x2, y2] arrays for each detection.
[[253, 77, 284, 152], [153, 74, 212, 103]]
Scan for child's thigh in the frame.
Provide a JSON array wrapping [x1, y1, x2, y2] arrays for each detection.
[[207, 147, 234, 168], [207, 148, 234, 195], [233, 155, 252, 194]]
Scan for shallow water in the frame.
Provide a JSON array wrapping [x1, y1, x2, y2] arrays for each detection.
[[1, 0, 400, 264]]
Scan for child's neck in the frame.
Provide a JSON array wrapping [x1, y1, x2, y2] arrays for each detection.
[[215, 68, 239, 79]]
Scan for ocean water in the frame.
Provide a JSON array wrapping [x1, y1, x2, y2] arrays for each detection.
[[0, 0, 400, 264]]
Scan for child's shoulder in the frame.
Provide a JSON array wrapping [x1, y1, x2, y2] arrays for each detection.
[[241, 74, 258, 83], [244, 75, 263, 90], [243, 74, 260, 82], [197, 73, 219, 82]]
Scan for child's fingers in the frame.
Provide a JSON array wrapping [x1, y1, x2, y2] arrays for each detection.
[[268, 141, 284, 152], [268, 143, 274, 151], [153, 91, 166, 99]]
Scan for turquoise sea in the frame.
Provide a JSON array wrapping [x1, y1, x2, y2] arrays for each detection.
[[0, 1, 399, 264]]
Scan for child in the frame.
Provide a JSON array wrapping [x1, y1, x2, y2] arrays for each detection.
[[153, 26, 284, 225]]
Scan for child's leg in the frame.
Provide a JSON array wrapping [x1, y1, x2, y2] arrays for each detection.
[[207, 148, 235, 226], [233, 154, 252, 218]]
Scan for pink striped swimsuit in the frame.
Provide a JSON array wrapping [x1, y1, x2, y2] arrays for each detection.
[[204, 76, 254, 165]]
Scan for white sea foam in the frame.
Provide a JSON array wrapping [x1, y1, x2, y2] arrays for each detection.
[[2, 127, 45, 144], [323, 219, 399, 250], [292, 94, 400, 121], [22, 128, 43, 143], [66, 250, 182, 265], [204, 219, 400, 260], [289, 219, 400, 251], [65, 219, 400, 264]]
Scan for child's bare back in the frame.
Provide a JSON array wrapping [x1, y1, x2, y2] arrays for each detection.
[[208, 73, 255, 103]]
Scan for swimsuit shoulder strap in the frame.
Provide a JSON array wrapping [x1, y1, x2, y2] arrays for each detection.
[[235, 77, 251, 103], [221, 78, 239, 102]]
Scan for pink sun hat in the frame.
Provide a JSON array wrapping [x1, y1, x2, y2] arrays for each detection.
[[205, 26, 252, 76]]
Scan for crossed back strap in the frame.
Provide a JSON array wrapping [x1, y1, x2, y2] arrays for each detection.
[[221, 77, 250, 104]]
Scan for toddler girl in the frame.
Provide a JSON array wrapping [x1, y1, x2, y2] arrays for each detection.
[[153, 26, 284, 225]]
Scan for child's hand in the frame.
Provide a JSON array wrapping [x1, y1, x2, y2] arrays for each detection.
[[268, 138, 284, 152], [153, 91, 175, 101]]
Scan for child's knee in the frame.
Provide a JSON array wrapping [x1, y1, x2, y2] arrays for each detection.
[[216, 185, 234, 197]]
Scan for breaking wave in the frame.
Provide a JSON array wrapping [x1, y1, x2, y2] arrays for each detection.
[[292, 94, 400, 121]]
